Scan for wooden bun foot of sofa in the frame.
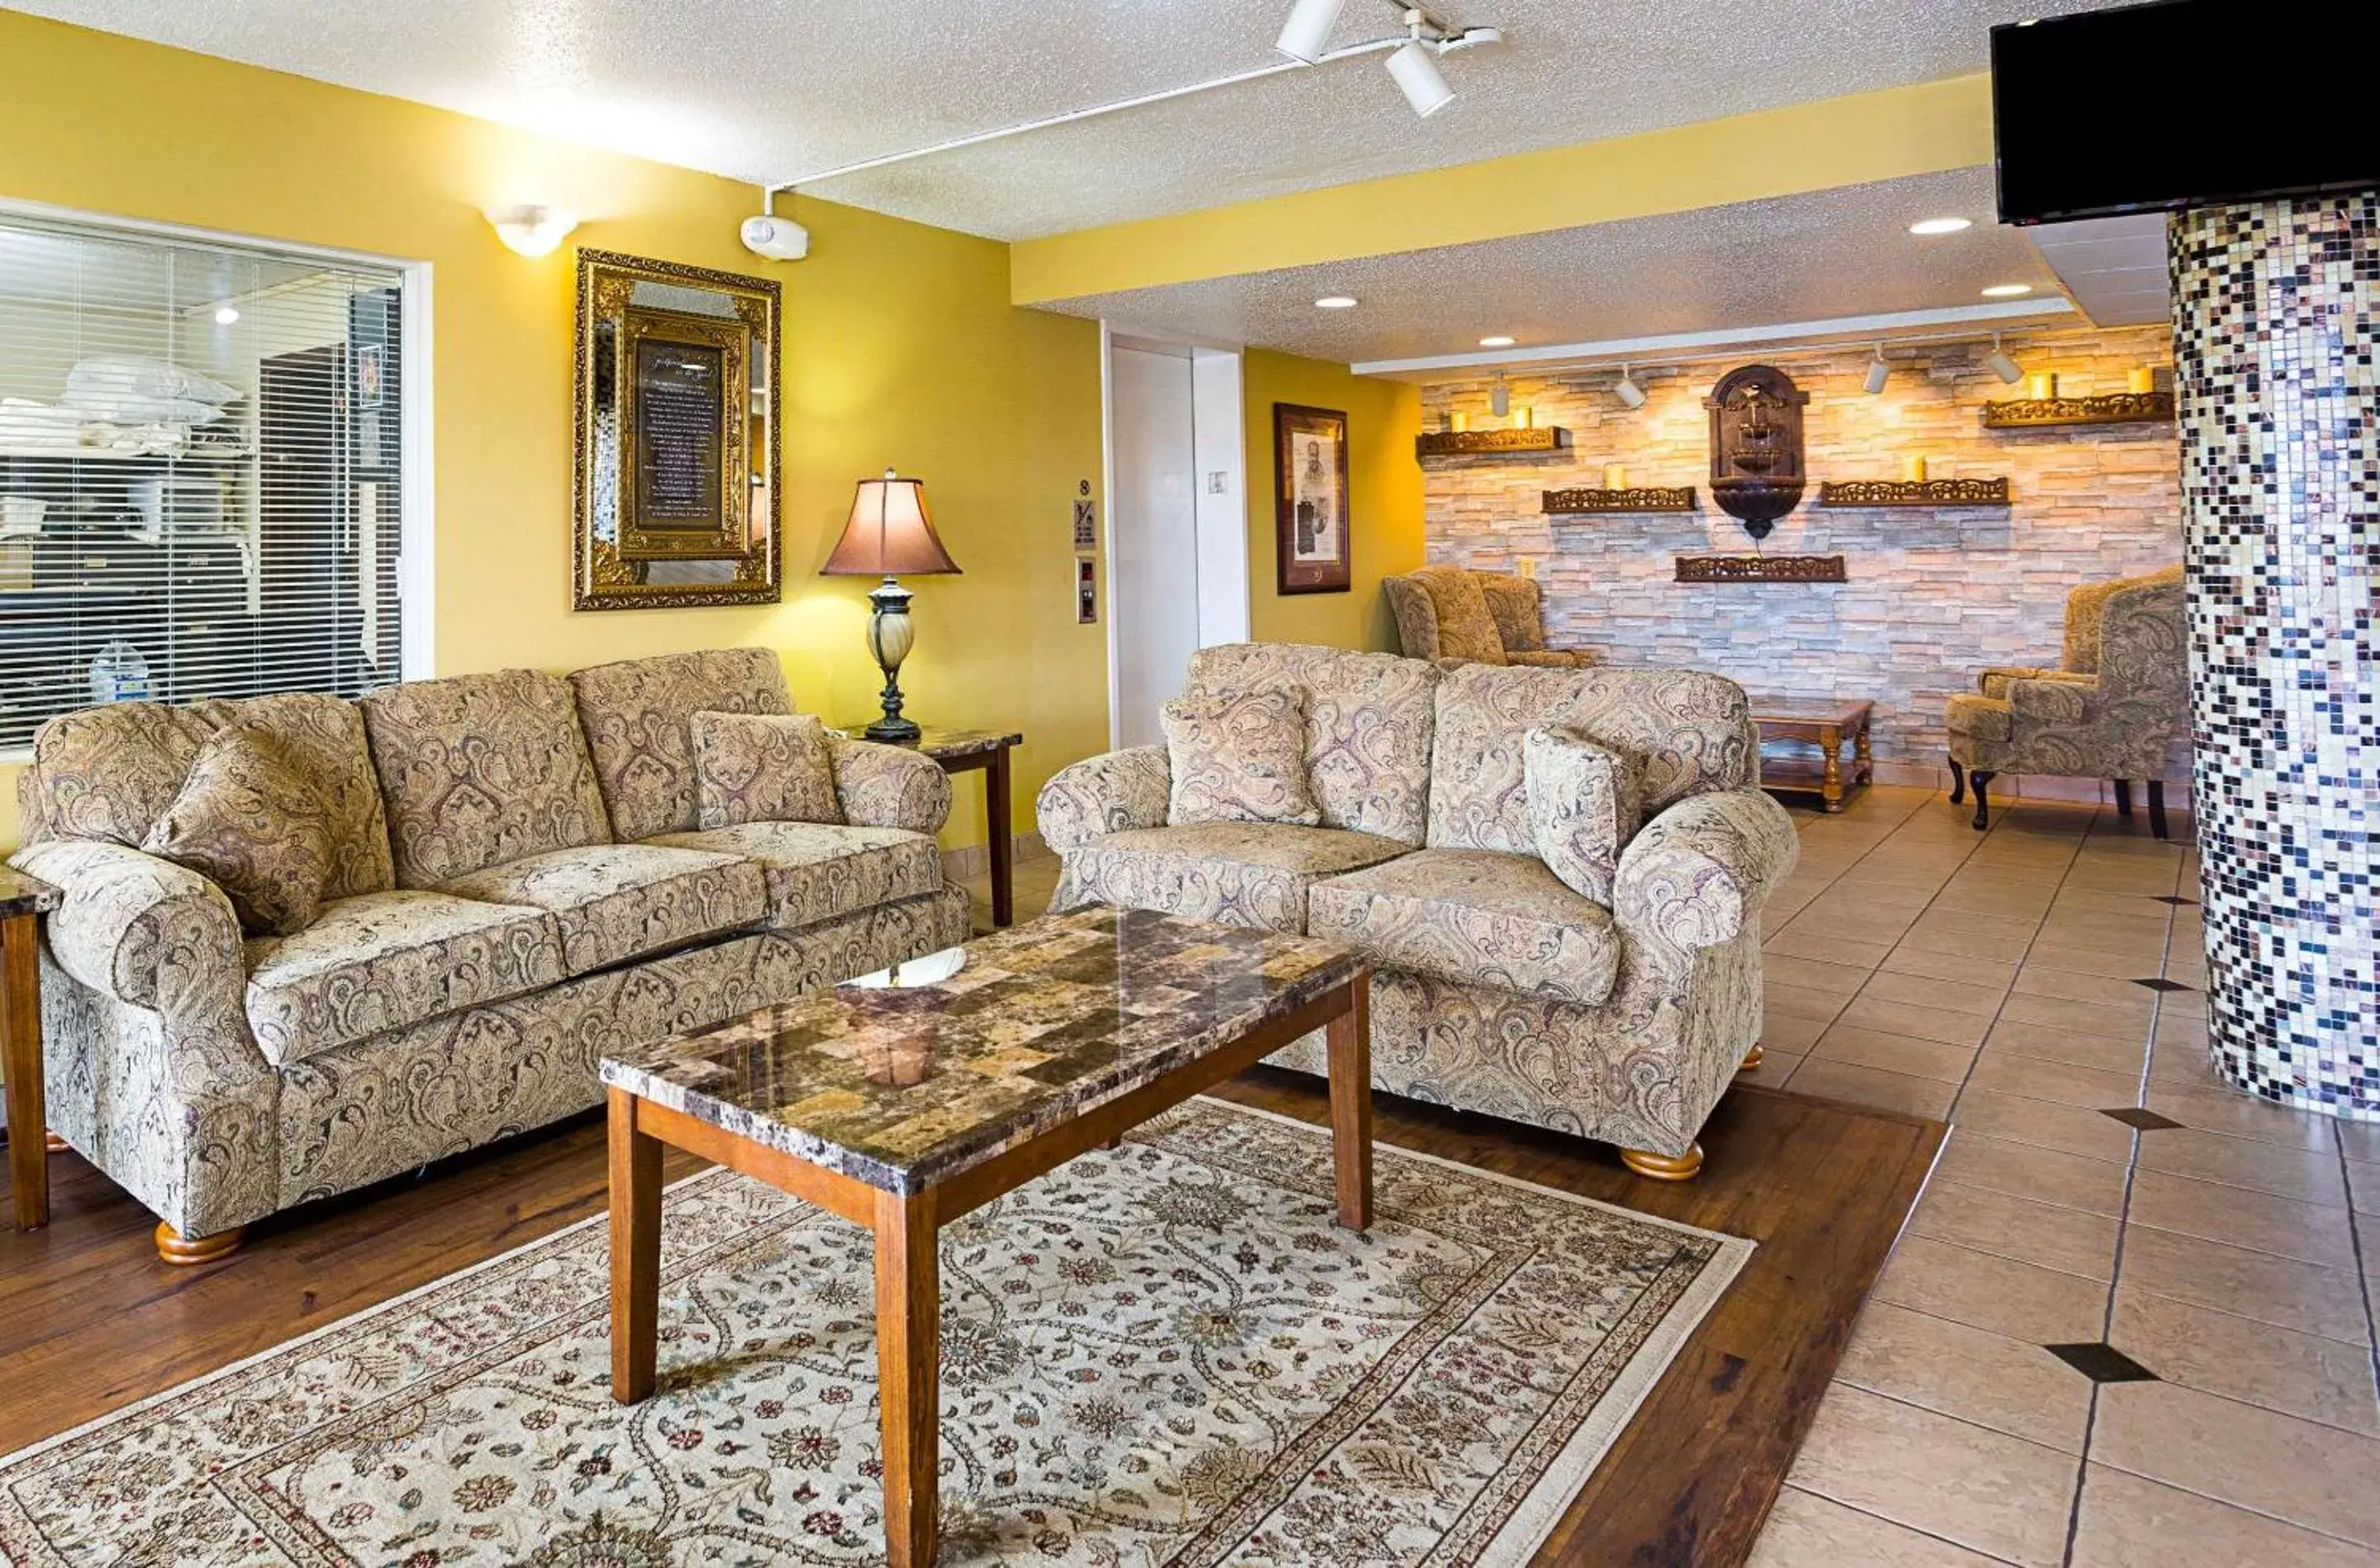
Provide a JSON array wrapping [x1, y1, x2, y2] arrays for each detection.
[[1738, 1045, 1764, 1071], [1620, 1143, 1704, 1181], [155, 1222, 245, 1265]]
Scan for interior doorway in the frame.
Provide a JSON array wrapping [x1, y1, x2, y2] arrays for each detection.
[[1102, 328, 1248, 749]]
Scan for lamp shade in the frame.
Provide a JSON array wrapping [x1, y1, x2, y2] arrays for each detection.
[[821, 469, 962, 577]]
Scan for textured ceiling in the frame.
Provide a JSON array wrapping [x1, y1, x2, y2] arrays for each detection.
[[1045, 168, 2075, 367], [13, 0, 2125, 241]]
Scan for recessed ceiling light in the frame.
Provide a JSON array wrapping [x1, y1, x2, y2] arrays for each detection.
[[1982, 283, 2034, 298], [1315, 295, 1358, 309], [1909, 217, 1973, 236], [1478, 335, 1516, 347]]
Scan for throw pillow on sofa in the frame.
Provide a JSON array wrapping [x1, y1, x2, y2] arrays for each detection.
[[1161, 689, 1322, 827], [1523, 725, 1644, 904], [142, 724, 337, 937], [691, 710, 845, 830]]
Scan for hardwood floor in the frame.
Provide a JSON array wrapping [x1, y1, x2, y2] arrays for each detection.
[[0, 1070, 1939, 1566]]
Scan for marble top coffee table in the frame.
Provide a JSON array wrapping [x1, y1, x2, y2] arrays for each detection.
[[599, 905, 1374, 1568]]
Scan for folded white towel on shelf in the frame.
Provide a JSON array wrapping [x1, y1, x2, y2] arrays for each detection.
[[64, 355, 240, 408], [59, 391, 227, 426], [0, 399, 87, 447], [83, 422, 192, 455]]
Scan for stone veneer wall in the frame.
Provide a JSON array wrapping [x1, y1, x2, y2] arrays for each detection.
[[2173, 195, 2379, 1120], [1419, 325, 2187, 785]]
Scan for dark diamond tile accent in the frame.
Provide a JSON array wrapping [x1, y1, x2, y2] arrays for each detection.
[[2043, 1342, 2160, 1384], [2100, 1107, 2185, 1131], [2154, 896, 2199, 907], [2134, 977, 2195, 993]]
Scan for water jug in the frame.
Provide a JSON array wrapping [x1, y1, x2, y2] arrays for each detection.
[[88, 638, 151, 705]]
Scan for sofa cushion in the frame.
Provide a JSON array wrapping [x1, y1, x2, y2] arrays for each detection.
[[569, 648, 793, 841], [1062, 822, 1411, 935], [1161, 689, 1322, 827], [692, 710, 844, 829], [1409, 565, 1507, 664], [243, 890, 568, 1065], [189, 693, 395, 898], [143, 726, 336, 937], [362, 669, 613, 888], [1184, 644, 1440, 846], [1523, 727, 1643, 904], [1427, 663, 1757, 854], [1476, 572, 1546, 652], [437, 843, 767, 976], [649, 821, 943, 930], [1307, 847, 1621, 1006]]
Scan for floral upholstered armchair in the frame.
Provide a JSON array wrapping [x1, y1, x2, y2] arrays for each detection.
[[1944, 565, 2187, 836], [1385, 565, 1592, 669]]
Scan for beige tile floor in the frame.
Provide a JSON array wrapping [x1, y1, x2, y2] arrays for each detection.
[[969, 789, 2380, 1566]]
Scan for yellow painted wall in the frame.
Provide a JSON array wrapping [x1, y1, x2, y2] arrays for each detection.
[[0, 10, 1105, 852], [1241, 350, 1424, 652]]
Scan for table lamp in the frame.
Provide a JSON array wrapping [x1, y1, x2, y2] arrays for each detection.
[[821, 469, 962, 742]]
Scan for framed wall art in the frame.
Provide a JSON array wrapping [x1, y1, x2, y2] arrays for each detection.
[[1273, 402, 1351, 594]]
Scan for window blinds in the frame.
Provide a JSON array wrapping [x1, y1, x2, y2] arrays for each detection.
[[0, 212, 407, 753]]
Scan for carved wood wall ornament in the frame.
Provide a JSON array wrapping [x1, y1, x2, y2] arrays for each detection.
[[1705, 365, 1809, 541]]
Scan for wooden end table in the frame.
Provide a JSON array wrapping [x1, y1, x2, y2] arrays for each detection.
[[0, 866, 61, 1230], [850, 726, 1024, 927], [601, 906, 1373, 1568], [1750, 696, 1874, 813]]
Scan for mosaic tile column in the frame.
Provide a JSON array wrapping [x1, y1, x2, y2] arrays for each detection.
[[2171, 193, 2380, 1117]]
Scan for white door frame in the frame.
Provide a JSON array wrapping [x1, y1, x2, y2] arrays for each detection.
[[1098, 322, 1250, 749]]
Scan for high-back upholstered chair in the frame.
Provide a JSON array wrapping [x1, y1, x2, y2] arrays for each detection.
[[1384, 565, 1591, 668], [1944, 565, 2187, 836]]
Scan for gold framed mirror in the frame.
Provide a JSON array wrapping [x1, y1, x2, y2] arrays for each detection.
[[573, 249, 781, 610]]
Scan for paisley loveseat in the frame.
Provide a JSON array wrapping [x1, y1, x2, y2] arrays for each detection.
[[11, 649, 968, 1260], [1037, 643, 1798, 1178]]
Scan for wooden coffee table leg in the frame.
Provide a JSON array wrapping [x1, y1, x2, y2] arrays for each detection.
[[1854, 716, 1874, 786], [608, 1086, 663, 1405], [875, 1186, 941, 1568], [1326, 974, 1373, 1232], [1819, 724, 1845, 813], [4, 912, 47, 1231]]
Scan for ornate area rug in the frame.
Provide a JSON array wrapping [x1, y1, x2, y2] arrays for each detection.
[[0, 1102, 1750, 1566]]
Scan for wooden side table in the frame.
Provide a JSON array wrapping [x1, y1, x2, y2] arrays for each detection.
[[0, 866, 61, 1230], [852, 726, 1026, 927], [1749, 697, 1874, 813]]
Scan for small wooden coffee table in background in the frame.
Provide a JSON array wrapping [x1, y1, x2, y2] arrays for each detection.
[[0, 866, 61, 1231], [1749, 696, 1874, 813], [601, 907, 1373, 1568]]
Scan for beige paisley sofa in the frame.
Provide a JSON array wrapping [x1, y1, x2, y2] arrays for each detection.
[[10, 648, 969, 1261], [1038, 642, 1798, 1179]]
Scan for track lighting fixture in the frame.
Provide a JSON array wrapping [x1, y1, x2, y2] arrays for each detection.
[[1274, 0, 1345, 64], [1986, 332, 2024, 384], [1864, 342, 1891, 395], [1612, 365, 1647, 409], [1490, 373, 1511, 418], [1386, 21, 1454, 117]]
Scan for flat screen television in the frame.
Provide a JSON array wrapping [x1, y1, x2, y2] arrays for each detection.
[[1992, 0, 2378, 225]]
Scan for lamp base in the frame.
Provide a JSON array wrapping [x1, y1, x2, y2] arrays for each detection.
[[863, 715, 922, 744]]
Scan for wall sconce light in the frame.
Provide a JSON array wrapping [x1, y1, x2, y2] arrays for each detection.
[[1612, 365, 1647, 409], [1986, 332, 2024, 385], [1864, 342, 1891, 395], [488, 204, 579, 257], [1489, 372, 1511, 418]]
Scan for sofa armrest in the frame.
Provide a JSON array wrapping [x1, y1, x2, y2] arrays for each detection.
[[1036, 745, 1170, 852], [1979, 665, 2091, 698], [1507, 650, 1594, 669], [1612, 789, 1799, 979], [830, 738, 953, 835], [2010, 674, 2097, 727]]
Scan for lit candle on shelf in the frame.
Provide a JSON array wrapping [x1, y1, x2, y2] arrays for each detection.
[[1602, 464, 1626, 490], [1901, 455, 1929, 482], [1512, 406, 1534, 429], [2127, 367, 2156, 394], [2025, 371, 2059, 401], [1449, 411, 1468, 432]]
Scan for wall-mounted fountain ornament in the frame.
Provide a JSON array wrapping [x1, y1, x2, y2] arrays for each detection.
[[1705, 364, 1809, 541]]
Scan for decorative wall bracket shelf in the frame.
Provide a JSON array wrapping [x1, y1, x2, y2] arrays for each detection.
[[1816, 478, 2011, 508], [1982, 391, 2174, 429], [1415, 427, 1572, 459], [1674, 554, 1846, 584], [1542, 485, 1697, 514]]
